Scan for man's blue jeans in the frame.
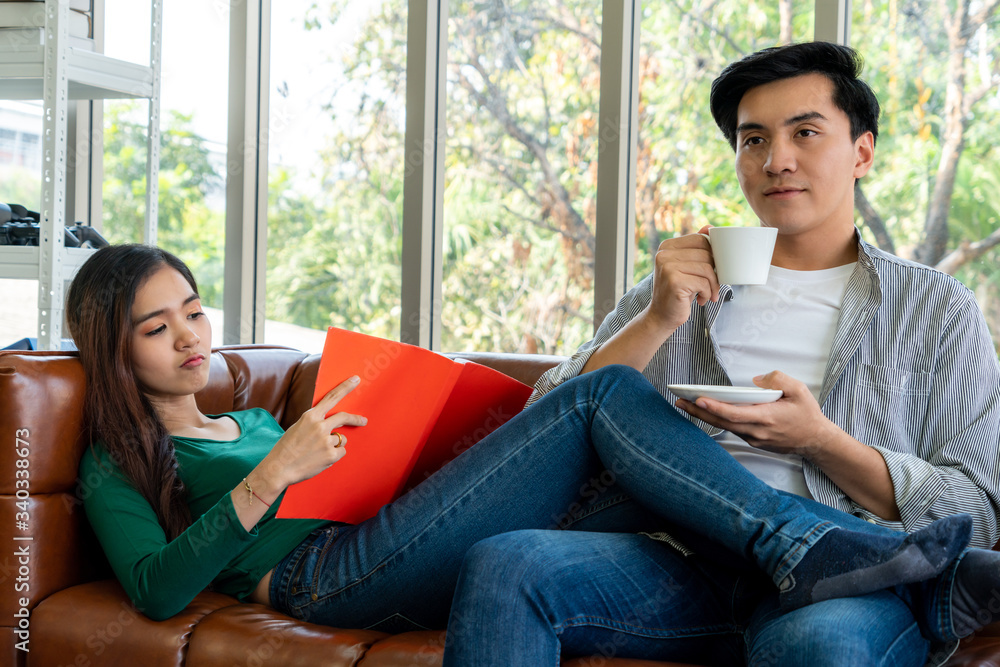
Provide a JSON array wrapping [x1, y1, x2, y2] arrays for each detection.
[[267, 366, 947, 662], [442, 526, 934, 666]]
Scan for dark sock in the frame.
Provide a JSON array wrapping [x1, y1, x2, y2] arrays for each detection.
[[778, 513, 972, 612], [949, 549, 1000, 638]]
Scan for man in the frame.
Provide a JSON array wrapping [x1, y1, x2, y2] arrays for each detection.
[[445, 42, 1000, 666], [535, 42, 999, 547]]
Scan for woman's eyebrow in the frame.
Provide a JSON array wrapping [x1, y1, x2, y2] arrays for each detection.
[[132, 293, 201, 326]]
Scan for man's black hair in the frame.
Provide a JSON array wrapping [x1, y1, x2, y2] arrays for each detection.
[[709, 42, 880, 151]]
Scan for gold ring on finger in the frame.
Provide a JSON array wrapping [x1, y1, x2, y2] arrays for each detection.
[[334, 432, 346, 448]]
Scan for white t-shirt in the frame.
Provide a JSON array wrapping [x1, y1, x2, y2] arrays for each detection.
[[711, 263, 856, 498]]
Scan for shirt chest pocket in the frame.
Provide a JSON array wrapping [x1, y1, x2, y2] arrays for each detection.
[[851, 363, 932, 445]]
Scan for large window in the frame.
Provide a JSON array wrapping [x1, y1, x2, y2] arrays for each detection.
[[852, 0, 1000, 347], [8, 1, 997, 356], [441, 0, 602, 354], [265, 0, 407, 352], [0, 102, 43, 205], [634, 1, 816, 283], [0, 101, 43, 347], [103, 0, 229, 345]]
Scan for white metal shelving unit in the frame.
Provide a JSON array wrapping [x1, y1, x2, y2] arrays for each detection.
[[0, 0, 162, 349]]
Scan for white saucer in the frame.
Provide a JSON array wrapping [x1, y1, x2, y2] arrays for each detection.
[[667, 384, 783, 405]]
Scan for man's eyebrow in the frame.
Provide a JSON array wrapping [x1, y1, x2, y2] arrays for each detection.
[[132, 293, 201, 326], [736, 111, 829, 136], [736, 121, 765, 136], [786, 111, 827, 125]]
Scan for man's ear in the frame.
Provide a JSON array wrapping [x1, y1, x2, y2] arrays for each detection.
[[853, 131, 875, 179]]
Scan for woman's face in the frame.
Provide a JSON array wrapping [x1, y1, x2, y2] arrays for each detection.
[[129, 265, 212, 401]]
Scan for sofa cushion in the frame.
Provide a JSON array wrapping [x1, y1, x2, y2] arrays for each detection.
[[940, 636, 1000, 666], [186, 604, 387, 667], [30, 579, 238, 667], [355, 631, 446, 666], [0, 353, 85, 493]]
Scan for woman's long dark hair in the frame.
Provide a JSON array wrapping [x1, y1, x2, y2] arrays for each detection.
[[67, 244, 196, 541]]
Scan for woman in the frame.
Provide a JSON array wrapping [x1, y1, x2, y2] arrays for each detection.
[[69, 244, 980, 663]]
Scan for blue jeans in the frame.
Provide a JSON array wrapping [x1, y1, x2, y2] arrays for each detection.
[[442, 529, 931, 667], [267, 366, 946, 655]]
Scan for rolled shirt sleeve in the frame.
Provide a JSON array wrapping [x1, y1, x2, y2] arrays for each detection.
[[853, 296, 1000, 548]]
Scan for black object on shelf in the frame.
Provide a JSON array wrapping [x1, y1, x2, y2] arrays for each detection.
[[0, 202, 109, 248]]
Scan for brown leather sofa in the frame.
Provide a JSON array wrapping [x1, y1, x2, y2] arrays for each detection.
[[2, 345, 1000, 667]]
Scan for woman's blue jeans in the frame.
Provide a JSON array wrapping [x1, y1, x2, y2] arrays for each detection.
[[267, 366, 944, 662]]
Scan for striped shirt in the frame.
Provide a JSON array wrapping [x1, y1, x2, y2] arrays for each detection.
[[530, 230, 1000, 549]]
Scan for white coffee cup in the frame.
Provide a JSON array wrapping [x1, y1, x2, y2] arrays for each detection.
[[707, 226, 778, 285]]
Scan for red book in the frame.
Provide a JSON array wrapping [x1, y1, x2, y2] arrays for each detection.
[[276, 328, 534, 523]]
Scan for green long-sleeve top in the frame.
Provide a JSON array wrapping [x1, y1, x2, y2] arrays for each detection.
[[79, 408, 330, 620]]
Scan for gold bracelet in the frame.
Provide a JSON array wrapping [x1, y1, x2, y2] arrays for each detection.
[[242, 476, 271, 508], [242, 477, 254, 506]]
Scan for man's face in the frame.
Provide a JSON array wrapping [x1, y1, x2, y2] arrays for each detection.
[[734, 73, 874, 242]]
